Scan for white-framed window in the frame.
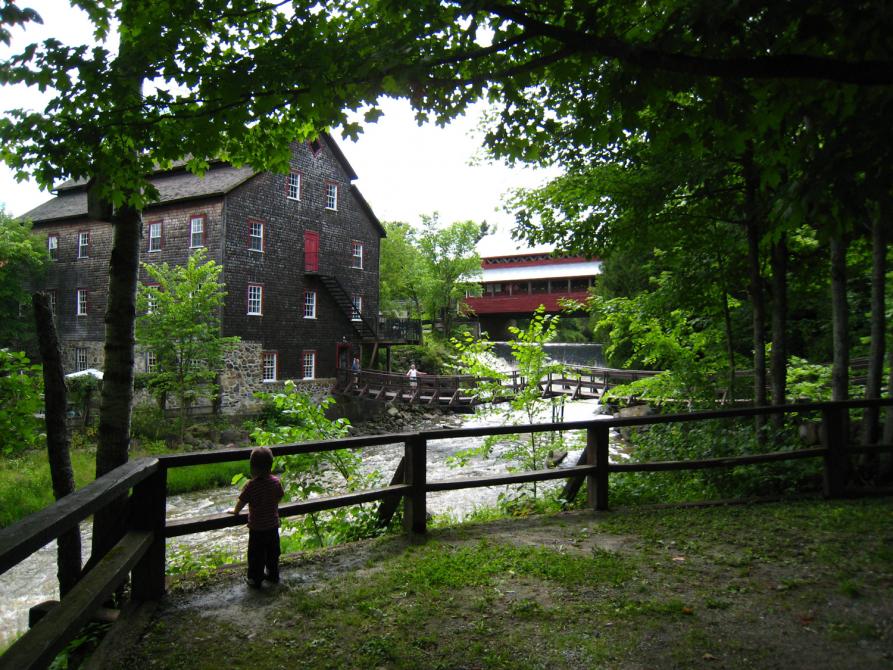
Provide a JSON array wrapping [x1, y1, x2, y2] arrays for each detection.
[[76, 289, 87, 316], [249, 219, 264, 252], [48, 290, 57, 316], [247, 284, 263, 315], [304, 289, 317, 319], [145, 351, 157, 374], [302, 350, 316, 379], [75, 347, 87, 372], [351, 294, 362, 321], [145, 284, 159, 313], [351, 240, 363, 269], [148, 221, 162, 252], [262, 351, 278, 382], [189, 215, 205, 248], [325, 183, 338, 211], [286, 172, 301, 200], [48, 234, 58, 260], [77, 231, 89, 258]]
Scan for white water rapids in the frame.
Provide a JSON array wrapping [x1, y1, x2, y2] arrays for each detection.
[[0, 398, 623, 647]]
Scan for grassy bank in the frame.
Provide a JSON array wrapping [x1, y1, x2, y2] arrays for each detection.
[[0, 444, 248, 528], [121, 497, 893, 669]]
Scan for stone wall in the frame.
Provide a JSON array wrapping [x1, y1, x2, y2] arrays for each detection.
[[60, 340, 105, 373], [218, 340, 335, 413]]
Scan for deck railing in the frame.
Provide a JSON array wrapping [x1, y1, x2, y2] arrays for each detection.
[[2, 398, 893, 669]]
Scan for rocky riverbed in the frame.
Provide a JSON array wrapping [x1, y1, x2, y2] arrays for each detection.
[[1, 398, 609, 648]]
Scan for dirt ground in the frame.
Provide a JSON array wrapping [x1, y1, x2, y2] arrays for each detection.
[[103, 499, 893, 669]]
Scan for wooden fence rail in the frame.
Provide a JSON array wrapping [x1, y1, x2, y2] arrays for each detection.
[[2, 398, 893, 669]]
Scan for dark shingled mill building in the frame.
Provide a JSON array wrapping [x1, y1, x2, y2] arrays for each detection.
[[23, 134, 417, 412]]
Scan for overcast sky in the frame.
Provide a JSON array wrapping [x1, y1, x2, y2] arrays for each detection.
[[0, 2, 557, 257]]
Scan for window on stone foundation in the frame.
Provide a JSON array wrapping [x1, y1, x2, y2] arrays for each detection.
[[262, 351, 278, 382], [145, 351, 157, 374], [75, 348, 87, 372]]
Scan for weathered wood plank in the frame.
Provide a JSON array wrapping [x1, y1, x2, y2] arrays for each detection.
[[428, 465, 598, 492], [165, 485, 410, 537], [610, 448, 827, 472], [589, 424, 610, 510], [158, 433, 416, 467], [823, 407, 848, 498], [560, 450, 589, 504], [404, 436, 427, 534], [0, 531, 152, 670], [0, 459, 158, 577], [376, 457, 406, 528]]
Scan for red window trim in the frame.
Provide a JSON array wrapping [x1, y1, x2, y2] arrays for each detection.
[[261, 350, 279, 381], [147, 219, 164, 252], [285, 171, 303, 200], [324, 180, 339, 211], [77, 230, 90, 258], [247, 283, 264, 315], [247, 217, 266, 252], [188, 213, 208, 248], [301, 349, 317, 378]]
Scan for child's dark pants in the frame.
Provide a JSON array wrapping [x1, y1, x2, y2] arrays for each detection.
[[247, 528, 280, 582]]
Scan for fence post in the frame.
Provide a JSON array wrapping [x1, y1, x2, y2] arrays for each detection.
[[403, 435, 427, 534], [130, 466, 167, 600], [586, 424, 610, 511], [821, 406, 848, 498]]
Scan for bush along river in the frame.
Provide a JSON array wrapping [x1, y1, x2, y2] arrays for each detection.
[[0, 397, 622, 646]]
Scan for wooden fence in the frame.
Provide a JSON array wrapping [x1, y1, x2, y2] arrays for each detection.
[[1, 398, 892, 669]]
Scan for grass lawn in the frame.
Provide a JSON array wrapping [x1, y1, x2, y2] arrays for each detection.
[[0, 442, 248, 528], [116, 497, 893, 669]]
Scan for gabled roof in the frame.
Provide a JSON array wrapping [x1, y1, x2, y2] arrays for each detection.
[[21, 132, 372, 226], [21, 164, 257, 223]]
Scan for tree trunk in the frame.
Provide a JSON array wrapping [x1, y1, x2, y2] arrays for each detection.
[[32, 292, 82, 597], [91, 203, 142, 564], [861, 213, 887, 451], [829, 234, 850, 402], [881, 318, 893, 482], [770, 234, 788, 426], [742, 148, 767, 423], [713, 239, 736, 401]]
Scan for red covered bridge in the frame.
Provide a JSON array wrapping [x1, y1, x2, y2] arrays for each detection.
[[462, 252, 601, 338]]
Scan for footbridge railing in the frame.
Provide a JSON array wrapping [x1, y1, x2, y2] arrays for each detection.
[[2, 398, 893, 669]]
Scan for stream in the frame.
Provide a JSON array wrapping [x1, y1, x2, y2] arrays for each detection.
[[1, 398, 620, 647]]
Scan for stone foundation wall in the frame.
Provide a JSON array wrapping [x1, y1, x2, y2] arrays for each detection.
[[63, 339, 335, 416], [60, 340, 105, 373], [218, 341, 335, 413]]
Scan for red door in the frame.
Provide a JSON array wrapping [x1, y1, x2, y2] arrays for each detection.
[[304, 231, 319, 272]]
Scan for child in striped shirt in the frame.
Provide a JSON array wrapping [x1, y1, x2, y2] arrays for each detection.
[[231, 446, 284, 588]]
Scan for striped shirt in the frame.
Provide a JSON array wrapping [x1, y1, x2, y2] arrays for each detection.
[[238, 474, 284, 530]]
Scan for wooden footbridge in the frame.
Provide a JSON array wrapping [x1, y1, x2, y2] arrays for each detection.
[[333, 365, 658, 410]]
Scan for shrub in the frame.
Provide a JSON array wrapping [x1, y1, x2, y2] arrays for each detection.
[[0, 349, 43, 455]]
